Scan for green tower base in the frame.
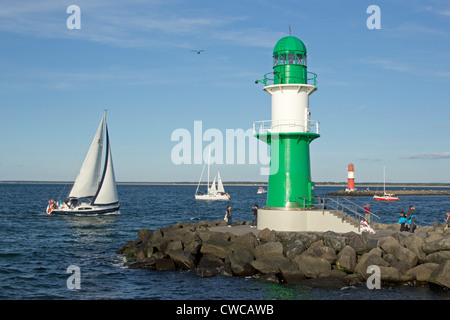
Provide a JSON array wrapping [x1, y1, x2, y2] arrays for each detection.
[[256, 132, 319, 208]]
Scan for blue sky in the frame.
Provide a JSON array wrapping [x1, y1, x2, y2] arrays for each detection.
[[1, 0, 450, 183]]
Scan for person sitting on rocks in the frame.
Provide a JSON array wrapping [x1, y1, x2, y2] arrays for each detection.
[[360, 217, 375, 234], [398, 209, 409, 232]]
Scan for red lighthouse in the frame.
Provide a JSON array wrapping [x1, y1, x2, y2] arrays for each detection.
[[346, 163, 356, 192]]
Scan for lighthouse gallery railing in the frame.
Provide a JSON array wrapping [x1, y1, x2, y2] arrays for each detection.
[[255, 71, 318, 86], [253, 120, 319, 135]]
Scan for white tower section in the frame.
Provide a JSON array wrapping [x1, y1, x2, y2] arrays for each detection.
[[262, 84, 318, 134]]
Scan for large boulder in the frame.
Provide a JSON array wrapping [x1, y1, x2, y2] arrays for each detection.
[[378, 236, 418, 269], [320, 231, 346, 252], [423, 236, 450, 254], [303, 240, 337, 264], [167, 250, 196, 269], [379, 266, 402, 282], [165, 240, 183, 252], [429, 259, 450, 289], [134, 244, 154, 261], [250, 256, 290, 274], [184, 236, 202, 255], [254, 241, 284, 260], [405, 263, 440, 282], [155, 256, 176, 271], [296, 232, 321, 248], [137, 229, 153, 242], [424, 251, 450, 264], [293, 254, 331, 278], [342, 232, 368, 254], [278, 260, 305, 283], [229, 249, 255, 277], [257, 228, 279, 243], [200, 237, 231, 259], [336, 245, 357, 273], [354, 247, 389, 279], [402, 235, 426, 262], [197, 254, 225, 278], [284, 239, 307, 260], [229, 233, 258, 256]]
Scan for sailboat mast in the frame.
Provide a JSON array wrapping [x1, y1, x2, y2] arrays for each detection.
[[207, 147, 211, 193]]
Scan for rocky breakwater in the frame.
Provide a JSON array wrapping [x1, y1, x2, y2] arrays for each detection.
[[117, 220, 450, 290], [329, 189, 450, 196]]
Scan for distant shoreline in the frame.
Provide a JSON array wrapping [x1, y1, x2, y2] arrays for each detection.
[[1, 181, 450, 188]]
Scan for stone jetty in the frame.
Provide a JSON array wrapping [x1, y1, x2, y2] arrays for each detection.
[[117, 220, 450, 290], [328, 189, 450, 197]]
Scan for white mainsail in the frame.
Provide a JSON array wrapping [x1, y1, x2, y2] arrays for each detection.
[[92, 126, 119, 205], [68, 112, 106, 199]]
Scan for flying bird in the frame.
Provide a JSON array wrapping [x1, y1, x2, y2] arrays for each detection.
[[191, 50, 204, 54]]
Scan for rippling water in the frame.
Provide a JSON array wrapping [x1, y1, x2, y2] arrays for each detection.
[[0, 183, 449, 300]]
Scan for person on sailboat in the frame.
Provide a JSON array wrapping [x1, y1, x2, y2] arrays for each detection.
[[46, 200, 53, 214]]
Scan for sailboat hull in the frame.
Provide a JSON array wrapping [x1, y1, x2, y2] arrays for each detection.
[[195, 194, 230, 201], [48, 203, 120, 215], [373, 196, 399, 202]]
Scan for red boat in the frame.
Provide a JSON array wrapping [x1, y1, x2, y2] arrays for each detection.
[[373, 193, 399, 201], [373, 166, 399, 201]]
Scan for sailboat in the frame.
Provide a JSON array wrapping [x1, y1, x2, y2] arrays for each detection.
[[373, 166, 399, 202], [195, 148, 230, 201], [46, 111, 120, 214], [257, 187, 267, 194]]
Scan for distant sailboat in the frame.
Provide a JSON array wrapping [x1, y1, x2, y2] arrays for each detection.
[[195, 148, 230, 201], [373, 166, 399, 202], [46, 111, 120, 214]]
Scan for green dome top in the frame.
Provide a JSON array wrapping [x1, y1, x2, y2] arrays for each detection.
[[273, 36, 307, 55]]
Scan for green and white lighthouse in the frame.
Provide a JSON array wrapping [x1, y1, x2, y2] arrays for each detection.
[[254, 35, 325, 231], [255, 35, 319, 209], [253, 34, 361, 233]]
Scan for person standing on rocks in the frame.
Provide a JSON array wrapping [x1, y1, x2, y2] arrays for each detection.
[[444, 211, 449, 231], [407, 205, 416, 233], [251, 204, 258, 228], [364, 203, 371, 223], [225, 205, 232, 227]]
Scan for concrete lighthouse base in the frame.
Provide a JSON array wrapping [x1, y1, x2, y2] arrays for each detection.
[[257, 208, 361, 234]]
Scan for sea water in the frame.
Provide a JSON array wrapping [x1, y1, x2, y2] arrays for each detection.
[[0, 183, 449, 300]]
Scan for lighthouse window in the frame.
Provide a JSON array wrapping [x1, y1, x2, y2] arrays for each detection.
[[288, 53, 295, 64], [296, 54, 307, 66], [279, 54, 286, 65], [273, 55, 279, 66]]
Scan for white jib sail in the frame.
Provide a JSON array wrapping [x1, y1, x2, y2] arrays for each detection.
[[217, 171, 225, 193], [68, 112, 106, 199], [209, 177, 217, 194], [93, 126, 119, 205]]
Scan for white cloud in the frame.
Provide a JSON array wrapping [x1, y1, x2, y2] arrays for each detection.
[[0, 1, 276, 49], [400, 152, 450, 160]]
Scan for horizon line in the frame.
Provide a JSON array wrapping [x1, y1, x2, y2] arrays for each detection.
[[1, 180, 450, 186]]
